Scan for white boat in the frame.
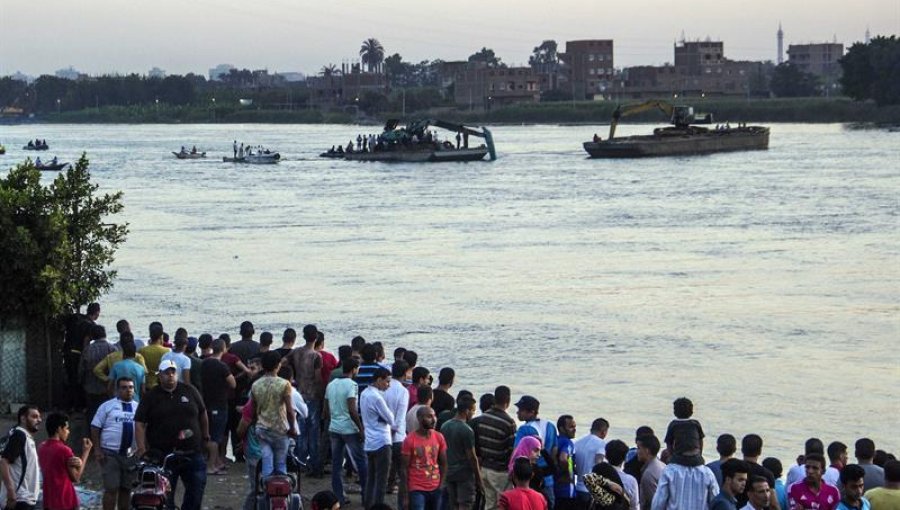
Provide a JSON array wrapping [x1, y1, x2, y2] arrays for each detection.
[[223, 152, 281, 164]]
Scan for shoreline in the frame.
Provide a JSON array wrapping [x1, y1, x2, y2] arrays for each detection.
[[4, 98, 899, 126]]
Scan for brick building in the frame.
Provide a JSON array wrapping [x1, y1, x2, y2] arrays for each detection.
[[559, 40, 615, 100], [444, 62, 541, 109], [615, 39, 766, 99]]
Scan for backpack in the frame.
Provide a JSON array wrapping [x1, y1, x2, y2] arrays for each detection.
[[0, 427, 27, 492]]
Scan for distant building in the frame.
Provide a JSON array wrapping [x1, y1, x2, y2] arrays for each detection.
[[674, 40, 724, 75], [148, 67, 166, 78], [614, 38, 767, 99], [559, 39, 615, 100], [55, 66, 81, 80], [777, 23, 784, 64], [307, 63, 386, 106], [209, 63, 236, 81], [446, 63, 541, 108], [786, 43, 843, 77], [787, 42, 843, 95]]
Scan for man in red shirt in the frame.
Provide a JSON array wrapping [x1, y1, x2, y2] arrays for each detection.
[[37, 413, 92, 510], [500, 458, 547, 510], [400, 407, 448, 510], [316, 331, 339, 385], [788, 453, 840, 510]]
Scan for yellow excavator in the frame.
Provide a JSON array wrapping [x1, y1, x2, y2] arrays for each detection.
[[607, 100, 713, 140]]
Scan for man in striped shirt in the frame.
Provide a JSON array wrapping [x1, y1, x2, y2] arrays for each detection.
[[472, 385, 517, 510]]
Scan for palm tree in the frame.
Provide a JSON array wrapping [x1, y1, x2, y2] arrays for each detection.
[[320, 64, 339, 77], [359, 38, 385, 74]]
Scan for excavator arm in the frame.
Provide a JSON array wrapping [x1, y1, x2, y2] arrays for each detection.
[[608, 100, 675, 139]]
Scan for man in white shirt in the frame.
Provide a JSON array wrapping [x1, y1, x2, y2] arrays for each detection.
[[160, 336, 192, 385], [823, 441, 848, 488], [0, 405, 42, 510], [360, 367, 395, 510], [91, 377, 138, 510], [573, 418, 609, 507], [384, 361, 411, 502]]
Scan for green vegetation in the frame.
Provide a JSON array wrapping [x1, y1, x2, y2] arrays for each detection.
[[27, 97, 900, 125], [840, 35, 900, 106], [0, 155, 127, 320]]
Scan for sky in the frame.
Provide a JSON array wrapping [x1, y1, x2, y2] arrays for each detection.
[[1, 0, 897, 78]]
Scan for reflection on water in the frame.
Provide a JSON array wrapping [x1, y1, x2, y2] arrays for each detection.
[[3, 123, 898, 460]]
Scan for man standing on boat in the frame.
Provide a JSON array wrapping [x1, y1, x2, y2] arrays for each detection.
[[233, 141, 238, 158]]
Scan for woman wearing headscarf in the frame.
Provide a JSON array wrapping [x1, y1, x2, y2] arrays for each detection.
[[507, 436, 557, 495]]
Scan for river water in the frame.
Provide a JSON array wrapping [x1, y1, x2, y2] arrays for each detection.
[[3, 122, 899, 462]]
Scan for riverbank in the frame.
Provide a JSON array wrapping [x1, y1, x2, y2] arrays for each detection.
[[7, 97, 900, 125]]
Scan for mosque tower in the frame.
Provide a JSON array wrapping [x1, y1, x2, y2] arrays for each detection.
[[865, 26, 871, 44], [777, 23, 784, 64]]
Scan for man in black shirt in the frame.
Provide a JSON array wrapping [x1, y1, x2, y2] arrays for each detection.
[[135, 360, 209, 510], [229, 321, 260, 366], [431, 368, 456, 416], [737, 434, 779, 510]]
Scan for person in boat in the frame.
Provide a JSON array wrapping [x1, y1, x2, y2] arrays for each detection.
[[51, 156, 58, 165], [238, 144, 245, 158], [346, 140, 354, 153], [336, 145, 344, 154], [456, 131, 462, 149], [35, 157, 43, 166], [233, 140, 238, 158], [180, 145, 187, 153], [28, 140, 35, 148], [191, 145, 197, 154], [593, 133, 602, 143]]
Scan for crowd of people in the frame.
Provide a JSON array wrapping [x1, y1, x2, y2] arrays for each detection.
[[324, 129, 470, 156], [1, 303, 897, 510]]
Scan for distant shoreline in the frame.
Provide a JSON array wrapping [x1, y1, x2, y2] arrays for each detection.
[[3, 98, 899, 125]]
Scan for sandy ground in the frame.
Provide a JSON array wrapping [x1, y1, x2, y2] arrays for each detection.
[[1, 413, 369, 510]]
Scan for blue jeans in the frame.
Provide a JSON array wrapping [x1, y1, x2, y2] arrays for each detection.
[[243, 458, 259, 510], [330, 431, 367, 502], [257, 427, 290, 477], [166, 452, 207, 510], [296, 398, 323, 474], [410, 489, 443, 510]]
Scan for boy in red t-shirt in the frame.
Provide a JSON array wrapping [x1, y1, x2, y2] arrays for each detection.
[[500, 458, 547, 510], [400, 407, 448, 510], [37, 413, 92, 510]]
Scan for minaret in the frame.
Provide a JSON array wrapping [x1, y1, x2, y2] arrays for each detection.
[[865, 26, 871, 44], [777, 23, 784, 64]]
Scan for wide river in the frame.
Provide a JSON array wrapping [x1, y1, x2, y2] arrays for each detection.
[[3, 123, 899, 462]]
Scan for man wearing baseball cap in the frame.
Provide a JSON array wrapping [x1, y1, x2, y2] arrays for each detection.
[[135, 359, 209, 510], [513, 396, 559, 508]]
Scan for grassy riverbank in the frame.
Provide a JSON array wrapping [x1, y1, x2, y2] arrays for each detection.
[[15, 97, 900, 125]]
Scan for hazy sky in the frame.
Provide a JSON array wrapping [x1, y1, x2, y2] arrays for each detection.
[[1, 0, 897, 78]]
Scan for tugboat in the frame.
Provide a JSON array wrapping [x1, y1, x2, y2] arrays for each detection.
[[323, 119, 496, 162], [583, 100, 769, 158]]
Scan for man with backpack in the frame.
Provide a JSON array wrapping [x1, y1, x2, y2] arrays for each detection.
[[0, 405, 42, 510], [513, 396, 558, 508]]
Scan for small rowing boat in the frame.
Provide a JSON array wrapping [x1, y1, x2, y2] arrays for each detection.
[[173, 151, 207, 159]]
